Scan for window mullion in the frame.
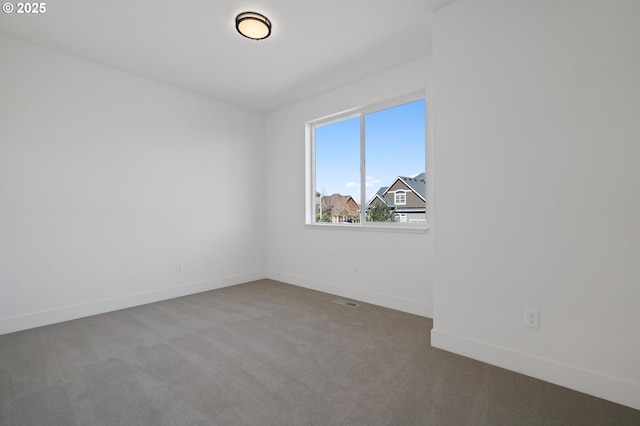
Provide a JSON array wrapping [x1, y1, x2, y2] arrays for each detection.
[[360, 113, 366, 224]]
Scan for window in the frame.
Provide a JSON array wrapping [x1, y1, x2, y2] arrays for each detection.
[[307, 91, 426, 228]]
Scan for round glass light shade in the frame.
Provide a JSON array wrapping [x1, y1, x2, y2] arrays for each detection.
[[236, 12, 271, 40]]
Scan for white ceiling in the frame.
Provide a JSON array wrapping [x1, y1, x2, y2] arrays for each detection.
[[0, 0, 454, 111]]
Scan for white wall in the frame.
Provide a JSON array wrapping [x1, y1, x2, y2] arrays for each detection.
[[0, 35, 266, 334], [265, 57, 434, 317], [432, 0, 640, 410]]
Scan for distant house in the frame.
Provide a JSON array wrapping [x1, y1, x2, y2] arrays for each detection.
[[317, 193, 360, 223], [368, 173, 426, 223]]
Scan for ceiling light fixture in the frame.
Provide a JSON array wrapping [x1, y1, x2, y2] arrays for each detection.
[[235, 12, 271, 40]]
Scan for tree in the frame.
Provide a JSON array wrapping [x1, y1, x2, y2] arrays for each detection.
[[366, 203, 398, 222], [316, 211, 331, 222]]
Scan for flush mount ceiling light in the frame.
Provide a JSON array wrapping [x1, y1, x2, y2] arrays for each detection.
[[236, 12, 271, 40]]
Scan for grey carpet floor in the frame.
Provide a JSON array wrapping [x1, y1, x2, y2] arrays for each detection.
[[1, 279, 639, 426]]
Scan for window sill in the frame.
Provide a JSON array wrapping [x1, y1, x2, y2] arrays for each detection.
[[304, 223, 429, 234]]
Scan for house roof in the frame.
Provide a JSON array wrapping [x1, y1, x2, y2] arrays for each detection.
[[369, 187, 394, 207], [321, 194, 359, 217], [396, 173, 427, 200], [367, 173, 426, 206]]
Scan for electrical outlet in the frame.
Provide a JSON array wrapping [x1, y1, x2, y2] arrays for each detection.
[[353, 264, 359, 275], [176, 263, 183, 273], [524, 309, 539, 329]]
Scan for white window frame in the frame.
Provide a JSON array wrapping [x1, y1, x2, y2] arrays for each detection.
[[394, 190, 407, 206], [305, 90, 429, 233], [398, 213, 407, 223]]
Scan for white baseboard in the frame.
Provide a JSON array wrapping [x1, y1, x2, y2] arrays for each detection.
[[0, 271, 265, 335], [431, 328, 640, 411], [267, 271, 433, 318]]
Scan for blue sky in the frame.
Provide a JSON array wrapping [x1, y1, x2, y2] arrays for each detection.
[[315, 99, 425, 203]]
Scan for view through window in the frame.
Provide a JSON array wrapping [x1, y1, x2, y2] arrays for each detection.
[[310, 94, 426, 226]]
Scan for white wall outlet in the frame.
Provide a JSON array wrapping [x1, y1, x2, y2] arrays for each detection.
[[353, 264, 359, 274], [176, 263, 183, 273], [524, 309, 539, 329]]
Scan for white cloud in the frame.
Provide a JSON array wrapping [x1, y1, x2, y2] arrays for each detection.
[[365, 176, 381, 187], [344, 176, 382, 192]]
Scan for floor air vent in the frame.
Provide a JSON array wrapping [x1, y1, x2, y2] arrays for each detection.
[[333, 299, 359, 308]]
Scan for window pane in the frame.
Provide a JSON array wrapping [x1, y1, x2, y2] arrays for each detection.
[[364, 99, 426, 223], [314, 116, 361, 223]]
